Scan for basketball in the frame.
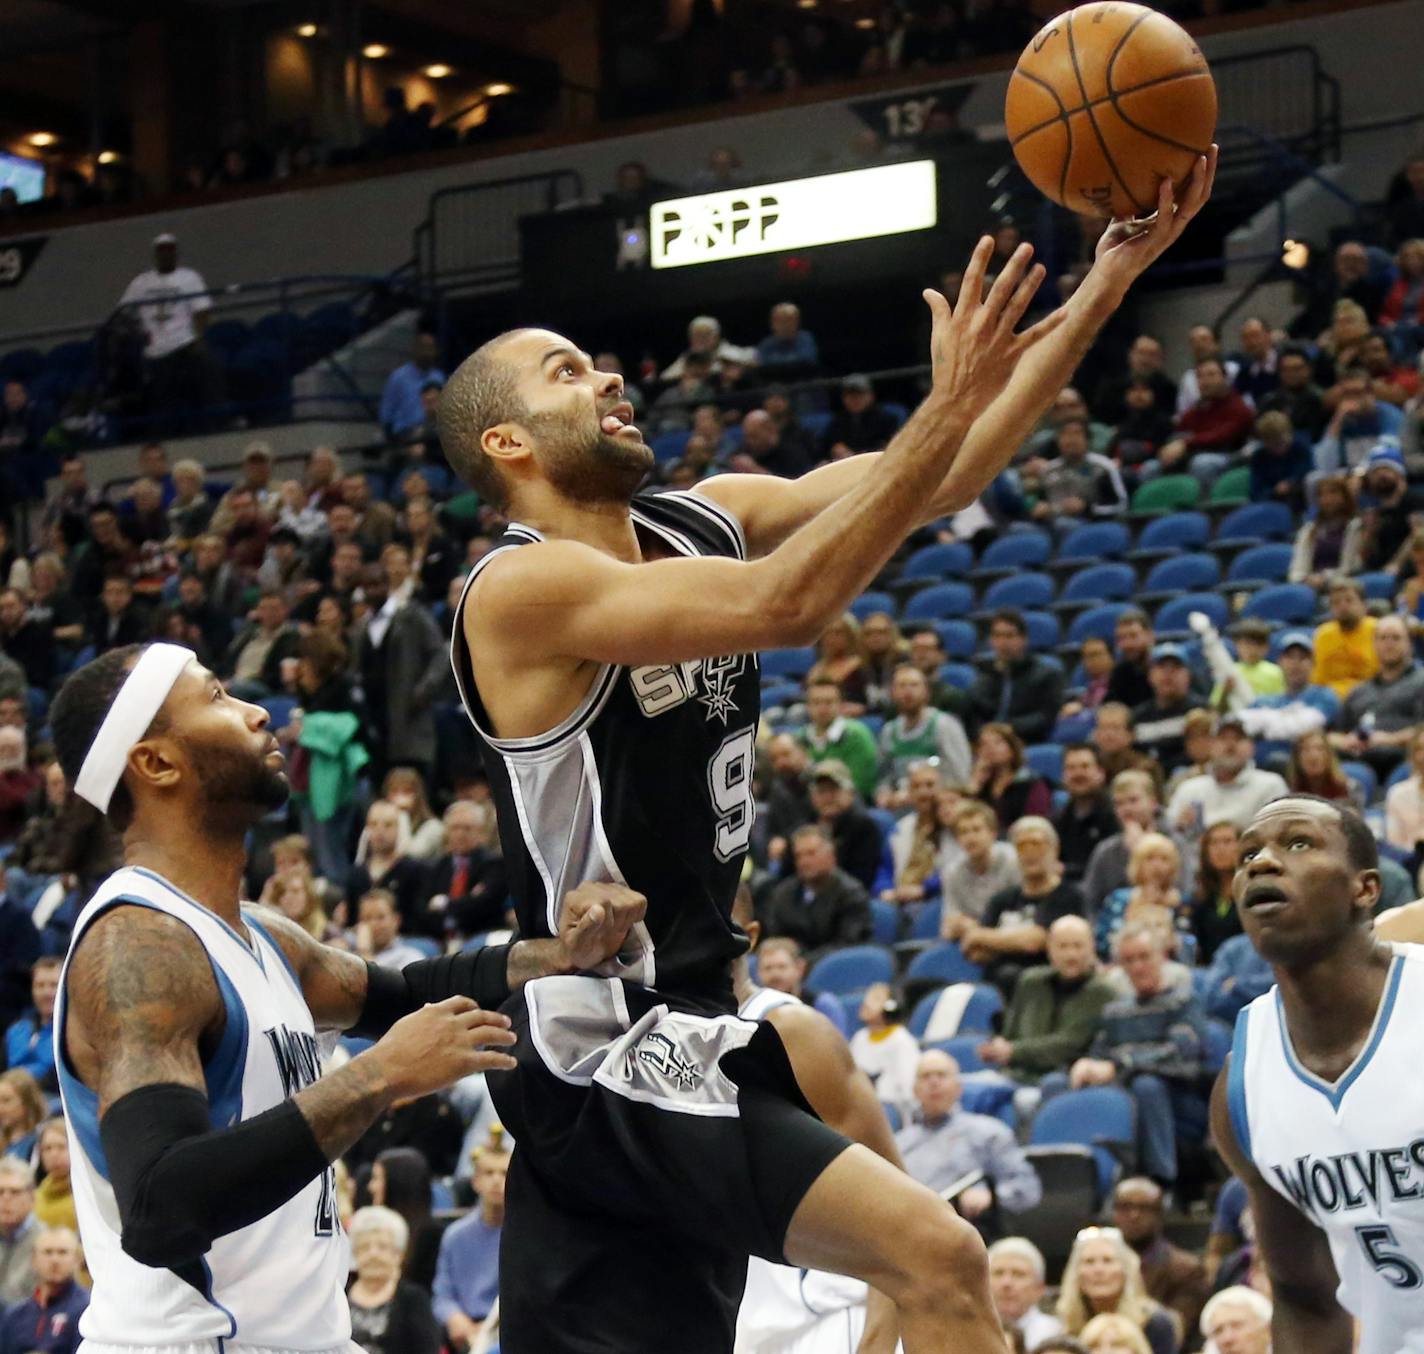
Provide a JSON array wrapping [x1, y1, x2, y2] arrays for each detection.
[[1005, 2, 1218, 219]]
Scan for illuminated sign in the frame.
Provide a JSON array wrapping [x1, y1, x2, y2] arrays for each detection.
[[650, 160, 938, 270]]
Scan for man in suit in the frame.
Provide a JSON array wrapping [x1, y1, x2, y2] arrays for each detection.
[[426, 800, 510, 941], [759, 824, 871, 962], [88, 575, 147, 655]]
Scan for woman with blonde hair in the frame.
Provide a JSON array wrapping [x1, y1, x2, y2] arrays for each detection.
[[0, 1068, 48, 1160], [1080, 1312, 1155, 1354], [805, 612, 869, 714], [1057, 1227, 1179, 1354], [382, 768, 446, 861], [265, 864, 341, 943], [1288, 473, 1363, 587], [1095, 832, 1186, 960]]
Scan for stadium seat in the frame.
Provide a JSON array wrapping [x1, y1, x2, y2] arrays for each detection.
[[1066, 604, 1130, 646], [760, 647, 817, 680], [1215, 502, 1293, 549], [939, 662, 976, 691], [938, 619, 977, 659], [900, 541, 974, 582], [0, 348, 44, 383], [1387, 762, 1412, 791], [1024, 743, 1064, 784], [1029, 1087, 1136, 1199], [1140, 552, 1220, 600], [880, 1102, 903, 1132], [405, 936, 442, 959], [1130, 475, 1200, 516], [881, 402, 909, 428], [1209, 466, 1251, 505], [1020, 1146, 1101, 1272], [1154, 592, 1229, 635], [1054, 522, 1130, 565], [1127, 510, 1211, 564], [1022, 610, 1062, 652], [902, 582, 973, 622], [969, 530, 1051, 581], [860, 713, 884, 739], [1222, 543, 1293, 589], [978, 573, 1055, 613], [905, 943, 983, 988], [924, 1034, 989, 1073], [1053, 563, 1136, 610], [1241, 584, 1318, 626], [759, 681, 801, 709], [870, 899, 900, 946], [1357, 571, 1399, 602], [1052, 710, 1095, 743], [1203, 1018, 1232, 1077], [849, 591, 896, 621], [1341, 759, 1379, 805], [257, 695, 298, 731], [807, 945, 895, 995], [651, 429, 691, 462], [867, 807, 898, 841], [959, 984, 1004, 1032]]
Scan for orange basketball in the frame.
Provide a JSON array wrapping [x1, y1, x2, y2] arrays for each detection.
[[1005, 2, 1217, 219]]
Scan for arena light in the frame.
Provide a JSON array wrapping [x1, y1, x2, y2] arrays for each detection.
[[362, 43, 389, 59], [97, 150, 119, 165], [1282, 239, 1310, 271], [797, 0, 818, 8], [423, 63, 453, 78], [484, 82, 514, 96], [855, 15, 876, 26], [27, 132, 57, 149], [295, 22, 318, 37], [651, 160, 937, 270]]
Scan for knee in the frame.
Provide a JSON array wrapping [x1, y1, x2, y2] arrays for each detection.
[[890, 1205, 989, 1317]]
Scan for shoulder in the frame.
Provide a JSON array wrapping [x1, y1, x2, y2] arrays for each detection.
[[1016, 965, 1053, 990]]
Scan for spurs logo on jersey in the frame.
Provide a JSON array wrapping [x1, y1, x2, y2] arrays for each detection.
[[636, 1030, 703, 1090], [630, 652, 748, 724]]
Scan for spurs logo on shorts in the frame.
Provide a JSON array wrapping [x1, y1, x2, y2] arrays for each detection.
[[636, 1030, 703, 1091]]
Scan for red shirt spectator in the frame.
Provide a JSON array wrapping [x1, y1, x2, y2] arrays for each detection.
[[1175, 359, 1256, 452]]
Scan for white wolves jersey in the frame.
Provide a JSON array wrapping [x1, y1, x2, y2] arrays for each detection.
[[738, 986, 804, 1023], [1228, 943, 1424, 1354], [54, 866, 351, 1350], [451, 488, 760, 1008]]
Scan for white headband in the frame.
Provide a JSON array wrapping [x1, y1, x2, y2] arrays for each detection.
[[75, 644, 194, 812]]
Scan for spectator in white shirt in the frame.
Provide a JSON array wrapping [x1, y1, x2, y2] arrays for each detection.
[[1166, 714, 1288, 857], [848, 983, 920, 1121], [117, 231, 218, 425], [1385, 726, 1424, 858], [1175, 325, 1240, 416]]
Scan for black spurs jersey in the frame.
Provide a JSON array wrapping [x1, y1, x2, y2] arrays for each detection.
[[451, 489, 760, 1008]]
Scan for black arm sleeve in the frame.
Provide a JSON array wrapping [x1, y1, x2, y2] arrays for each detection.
[[346, 944, 515, 1039], [100, 1083, 328, 1269]]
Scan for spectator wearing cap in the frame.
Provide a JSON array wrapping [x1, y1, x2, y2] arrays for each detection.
[[756, 302, 819, 375], [1259, 343, 1328, 439], [1245, 629, 1341, 767], [1329, 612, 1424, 778], [1166, 715, 1288, 854], [231, 440, 279, 516], [1212, 619, 1284, 707], [760, 824, 872, 961], [971, 610, 1065, 746], [1031, 418, 1128, 526], [380, 329, 446, 442], [1313, 576, 1378, 698], [800, 679, 879, 802], [255, 525, 310, 599], [1315, 371, 1406, 474], [1357, 442, 1424, 571], [1131, 644, 1206, 775], [117, 232, 216, 425], [807, 761, 883, 890], [821, 375, 902, 459], [1288, 473, 1363, 585]]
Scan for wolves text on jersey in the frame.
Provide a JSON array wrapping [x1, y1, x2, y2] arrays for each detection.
[[630, 654, 751, 724], [265, 1025, 323, 1098], [1271, 1140, 1424, 1220]]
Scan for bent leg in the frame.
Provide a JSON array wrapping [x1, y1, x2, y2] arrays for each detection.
[[782, 1145, 1009, 1354]]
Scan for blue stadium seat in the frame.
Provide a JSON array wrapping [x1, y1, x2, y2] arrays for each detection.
[[1241, 584, 1318, 626], [910, 902, 945, 940], [1341, 759, 1379, 805], [651, 429, 691, 462], [760, 647, 817, 680], [902, 583, 973, 622], [938, 619, 977, 659], [1052, 711, 1095, 743], [901, 542, 974, 582], [1357, 571, 1399, 602], [1224, 543, 1294, 589], [1204, 1019, 1232, 1077], [1054, 563, 1136, 609], [959, 984, 1004, 1033], [205, 318, 253, 352], [1387, 762, 1413, 791], [1215, 501, 1293, 548], [253, 311, 302, 346], [1024, 743, 1064, 784], [801, 411, 833, 439], [979, 573, 1055, 612], [0, 348, 44, 382], [1029, 1087, 1136, 1199], [870, 899, 900, 945], [925, 1034, 989, 1074], [1066, 604, 1129, 646], [405, 936, 441, 959], [881, 402, 908, 428], [1141, 553, 1220, 597], [939, 662, 976, 691], [807, 945, 895, 995], [970, 530, 1051, 579], [880, 1102, 903, 1131], [867, 807, 898, 842], [1154, 592, 1229, 635], [1022, 611, 1062, 652], [257, 695, 298, 731], [906, 943, 983, 988], [849, 591, 896, 621], [759, 681, 801, 709], [860, 713, 884, 739], [1130, 510, 1211, 560], [1055, 522, 1130, 565]]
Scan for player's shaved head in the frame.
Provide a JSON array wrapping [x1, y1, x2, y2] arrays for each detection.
[[1252, 794, 1378, 873], [439, 329, 537, 511]]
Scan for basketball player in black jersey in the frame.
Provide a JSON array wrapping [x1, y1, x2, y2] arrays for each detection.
[[440, 151, 1215, 1354]]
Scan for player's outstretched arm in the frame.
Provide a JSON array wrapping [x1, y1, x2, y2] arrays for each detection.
[[1210, 1061, 1353, 1353], [698, 148, 1218, 558], [249, 882, 648, 1034], [64, 905, 515, 1270], [474, 241, 1050, 670]]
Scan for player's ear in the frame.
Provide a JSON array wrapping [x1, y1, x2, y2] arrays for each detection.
[[127, 736, 182, 795], [480, 421, 528, 460], [743, 918, 762, 951], [1353, 867, 1382, 921]]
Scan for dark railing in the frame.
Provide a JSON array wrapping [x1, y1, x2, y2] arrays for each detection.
[[1209, 45, 1342, 179]]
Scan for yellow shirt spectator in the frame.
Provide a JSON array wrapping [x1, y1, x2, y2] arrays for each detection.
[[1312, 615, 1379, 698]]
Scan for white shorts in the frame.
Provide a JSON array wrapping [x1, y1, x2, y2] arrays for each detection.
[[79, 1343, 363, 1354]]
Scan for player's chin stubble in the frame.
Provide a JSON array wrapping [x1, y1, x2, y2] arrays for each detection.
[[532, 408, 652, 506]]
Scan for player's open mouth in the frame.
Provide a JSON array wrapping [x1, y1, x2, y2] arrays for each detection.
[[1242, 883, 1289, 916], [600, 402, 640, 438]]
